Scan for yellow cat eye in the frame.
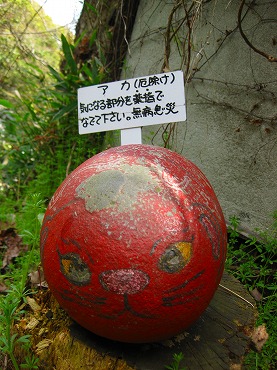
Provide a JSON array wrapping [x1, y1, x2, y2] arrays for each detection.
[[158, 242, 192, 273], [59, 252, 92, 286]]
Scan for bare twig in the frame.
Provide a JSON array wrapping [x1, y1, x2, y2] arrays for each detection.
[[162, 1, 182, 72], [66, 142, 77, 177], [219, 283, 255, 308], [238, 0, 277, 62], [193, 91, 277, 124], [120, 0, 131, 56], [184, 6, 192, 81]]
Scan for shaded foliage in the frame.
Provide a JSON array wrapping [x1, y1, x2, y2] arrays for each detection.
[[0, 0, 139, 208], [0, 34, 106, 204], [74, 0, 140, 80], [0, 0, 62, 96]]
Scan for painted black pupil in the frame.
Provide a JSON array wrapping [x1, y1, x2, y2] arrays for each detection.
[[159, 246, 185, 273]]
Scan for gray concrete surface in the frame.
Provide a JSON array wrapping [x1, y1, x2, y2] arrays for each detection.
[[122, 0, 277, 234]]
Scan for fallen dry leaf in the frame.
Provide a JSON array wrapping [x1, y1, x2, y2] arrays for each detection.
[[36, 339, 53, 353], [251, 324, 269, 352], [26, 317, 40, 330], [230, 364, 242, 370], [26, 296, 42, 312], [29, 267, 48, 288], [0, 228, 26, 269], [0, 281, 8, 293]]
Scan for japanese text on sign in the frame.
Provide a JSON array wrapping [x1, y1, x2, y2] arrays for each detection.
[[78, 71, 186, 134]]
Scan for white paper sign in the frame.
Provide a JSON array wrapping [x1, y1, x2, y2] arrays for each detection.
[[78, 71, 186, 135]]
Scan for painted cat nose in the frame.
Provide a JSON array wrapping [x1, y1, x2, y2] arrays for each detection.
[[99, 269, 149, 295]]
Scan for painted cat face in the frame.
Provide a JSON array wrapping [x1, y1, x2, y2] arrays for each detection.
[[41, 144, 226, 343]]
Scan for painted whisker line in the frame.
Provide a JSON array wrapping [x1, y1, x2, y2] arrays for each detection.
[[164, 285, 203, 301], [163, 286, 203, 306], [61, 291, 107, 306], [123, 294, 154, 318], [219, 284, 255, 308], [163, 296, 200, 306], [164, 269, 205, 294]]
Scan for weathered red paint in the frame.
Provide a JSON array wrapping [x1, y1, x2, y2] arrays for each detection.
[[40, 144, 227, 343]]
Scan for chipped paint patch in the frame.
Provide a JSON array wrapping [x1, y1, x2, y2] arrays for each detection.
[[76, 164, 161, 212]]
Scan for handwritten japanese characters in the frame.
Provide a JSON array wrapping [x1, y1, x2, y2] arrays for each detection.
[[78, 71, 186, 134]]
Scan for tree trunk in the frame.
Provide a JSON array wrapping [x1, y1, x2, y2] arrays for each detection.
[[74, 0, 140, 81], [17, 272, 257, 369]]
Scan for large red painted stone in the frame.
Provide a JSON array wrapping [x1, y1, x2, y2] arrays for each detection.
[[40, 144, 227, 343]]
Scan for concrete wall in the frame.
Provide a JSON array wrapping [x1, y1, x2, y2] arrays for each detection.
[[122, 0, 277, 234]]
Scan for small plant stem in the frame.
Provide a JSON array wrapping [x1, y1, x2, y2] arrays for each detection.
[[5, 313, 19, 370], [10, 352, 20, 370]]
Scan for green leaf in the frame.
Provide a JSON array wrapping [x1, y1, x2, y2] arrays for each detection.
[[61, 34, 77, 75], [81, 64, 93, 79], [0, 99, 14, 109], [0, 337, 8, 346], [85, 3, 97, 14], [48, 65, 63, 82], [88, 59, 102, 83], [25, 63, 45, 81], [10, 333, 18, 344], [74, 30, 87, 48], [89, 29, 97, 48], [24, 102, 38, 122], [52, 101, 77, 121], [37, 213, 45, 225], [16, 335, 31, 344], [26, 63, 44, 75]]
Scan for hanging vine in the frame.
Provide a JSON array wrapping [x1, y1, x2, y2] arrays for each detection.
[[156, 0, 277, 150], [158, 0, 205, 148], [238, 0, 277, 63]]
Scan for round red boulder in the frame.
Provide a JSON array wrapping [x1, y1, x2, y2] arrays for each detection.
[[40, 144, 227, 343]]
